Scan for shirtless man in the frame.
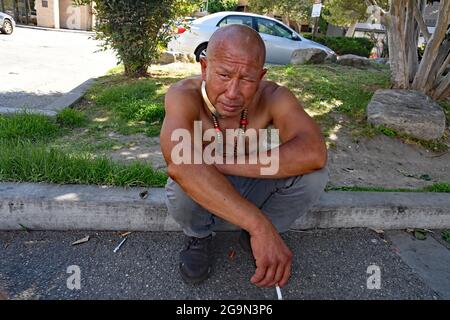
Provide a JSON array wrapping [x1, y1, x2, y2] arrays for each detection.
[[161, 24, 328, 288]]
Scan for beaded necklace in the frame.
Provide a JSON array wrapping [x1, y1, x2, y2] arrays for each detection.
[[201, 81, 248, 155]]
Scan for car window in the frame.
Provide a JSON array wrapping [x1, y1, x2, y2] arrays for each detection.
[[256, 18, 293, 39], [217, 15, 253, 29]]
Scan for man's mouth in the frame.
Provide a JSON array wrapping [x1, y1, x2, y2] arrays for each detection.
[[220, 102, 241, 112]]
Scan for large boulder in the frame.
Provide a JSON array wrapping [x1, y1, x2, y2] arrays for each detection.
[[367, 89, 446, 140], [337, 54, 370, 67], [158, 51, 196, 64], [159, 51, 176, 64], [291, 48, 327, 65]]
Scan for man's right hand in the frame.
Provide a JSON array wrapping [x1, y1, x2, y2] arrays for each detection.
[[249, 222, 293, 288]]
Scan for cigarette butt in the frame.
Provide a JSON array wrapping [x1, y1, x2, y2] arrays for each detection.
[[275, 284, 283, 300], [113, 237, 127, 253]]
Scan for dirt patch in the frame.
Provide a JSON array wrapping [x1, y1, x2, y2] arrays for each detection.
[[106, 132, 166, 170], [327, 114, 450, 189]]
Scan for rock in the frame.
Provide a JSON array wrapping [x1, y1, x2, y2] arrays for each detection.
[[325, 54, 337, 63], [158, 51, 176, 64], [159, 51, 197, 64], [367, 89, 446, 140], [337, 54, 370, 67], [373, 58, 388, 64], [290, 48, 327, 65]]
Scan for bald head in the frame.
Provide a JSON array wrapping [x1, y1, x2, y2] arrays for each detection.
[[206, 24, 266, 67]]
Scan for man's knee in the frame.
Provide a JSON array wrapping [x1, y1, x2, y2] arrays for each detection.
[[281, 167, 328, 200], [165, 178, 203, 222]]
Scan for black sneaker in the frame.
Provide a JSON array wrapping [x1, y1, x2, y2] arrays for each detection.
[[179, 234, 213, 284]]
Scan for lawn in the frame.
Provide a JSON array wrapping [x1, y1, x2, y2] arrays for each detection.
[[1, 62, 448, 190]]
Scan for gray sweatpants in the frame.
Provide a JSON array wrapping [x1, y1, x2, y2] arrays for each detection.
[[165, 167, 329, 238]]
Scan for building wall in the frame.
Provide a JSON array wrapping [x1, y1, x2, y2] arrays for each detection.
[[59, 0, 92, 30], [36, 0, 93, 30], [36, 0, 57, 28]]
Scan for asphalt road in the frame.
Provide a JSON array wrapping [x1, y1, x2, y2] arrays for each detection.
[[0, 228, 446, 300], [0, 27, 116, 112]]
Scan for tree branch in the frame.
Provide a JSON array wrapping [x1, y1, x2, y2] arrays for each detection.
[[412, 0, 431, 42]]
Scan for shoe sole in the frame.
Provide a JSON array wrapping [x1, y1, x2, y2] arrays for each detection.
[[179, 263, 212, 285]]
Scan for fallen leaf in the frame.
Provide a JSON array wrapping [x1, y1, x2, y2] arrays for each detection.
[[414, 229, 427, 240], [419, 174, 431, 181], [19, 224, 31, 233], [120, 231, 132, 238], [71, 236, 90, 246], [139, 190, 149, 199], [370, 228, 384, 234]]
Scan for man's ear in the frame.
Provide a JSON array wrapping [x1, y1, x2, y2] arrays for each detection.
[[200, 57, 207, 81]]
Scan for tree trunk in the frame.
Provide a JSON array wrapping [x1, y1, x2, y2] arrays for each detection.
[[412, 0, 450, 94], [345, 21, 357, 37], [384, 0, 409, 89]]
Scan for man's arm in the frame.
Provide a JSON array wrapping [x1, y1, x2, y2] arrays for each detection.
[[161, 83, 292, 287], [215, 86, 327, 178]]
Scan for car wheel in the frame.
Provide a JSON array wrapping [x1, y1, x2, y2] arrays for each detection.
[[1, 19, 13, 35], [195, 43, 208, 62]]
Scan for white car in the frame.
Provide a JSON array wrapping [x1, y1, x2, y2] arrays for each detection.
[[168, 11, 335, 65]]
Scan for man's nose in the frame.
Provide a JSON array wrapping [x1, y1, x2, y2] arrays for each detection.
[[225, 78, 241, 100]]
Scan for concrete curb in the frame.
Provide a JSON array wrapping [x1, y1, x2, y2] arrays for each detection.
[[1, 182, 449, 231], [17, 25, 95, 35], [0, 79, 94, 117]]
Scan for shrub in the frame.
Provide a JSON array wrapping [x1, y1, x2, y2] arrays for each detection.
[[303, 34, 375, 57]]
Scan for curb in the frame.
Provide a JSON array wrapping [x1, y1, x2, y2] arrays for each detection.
[[17, 24, 95, 35], [0, 79, 94, 117], [1, 182, 449, 231]]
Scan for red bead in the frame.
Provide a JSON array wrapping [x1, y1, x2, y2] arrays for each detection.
[[215, 127, 221, 132], [240, 120, 248, 125]]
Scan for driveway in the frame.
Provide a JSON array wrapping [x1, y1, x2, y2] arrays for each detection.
[[0, 26, 117, 115]]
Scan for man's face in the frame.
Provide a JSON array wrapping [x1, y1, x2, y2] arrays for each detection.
[[200, 45, 266, 118]]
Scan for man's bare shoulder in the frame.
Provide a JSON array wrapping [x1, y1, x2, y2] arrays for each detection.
[[260, 80, 301, 109], [165, 76, 202, 105]]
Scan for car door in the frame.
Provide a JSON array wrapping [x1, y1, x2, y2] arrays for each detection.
[[256, 18, 300, 64]]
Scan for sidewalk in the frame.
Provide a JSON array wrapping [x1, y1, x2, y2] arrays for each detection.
[[0, 228, 448, 299]]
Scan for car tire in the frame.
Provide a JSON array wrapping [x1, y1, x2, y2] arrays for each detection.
[[195, 43, 208, 62], [1, 19, 13, 35]]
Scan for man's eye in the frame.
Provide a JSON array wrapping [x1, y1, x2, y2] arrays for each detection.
[[219, 74, 229, 78]]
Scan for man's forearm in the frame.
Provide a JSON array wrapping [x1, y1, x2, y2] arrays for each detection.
[[215, 136, 327, 178], [168, 163, 273, 233]]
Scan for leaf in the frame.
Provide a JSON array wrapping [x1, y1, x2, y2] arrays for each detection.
[[71, 236, 90, 246], [120, 231, 132, 238], [419, 174, 432, 181], [19, 224, 31, 233], [139, 190, 149, 199], [414, 229, 427, 240], [442, 230, 450, 244]]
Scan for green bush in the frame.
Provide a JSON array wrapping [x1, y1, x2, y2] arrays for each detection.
[[56, 108, 88, 128], [303, 34, 375, 57], [75, 0, 199, 77]]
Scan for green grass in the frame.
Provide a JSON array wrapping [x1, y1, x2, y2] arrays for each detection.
[[0, 139, 167, 187], [56, 108, 88, 128], [265, 64, 391, 138], [0, 111, 62, 142]]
